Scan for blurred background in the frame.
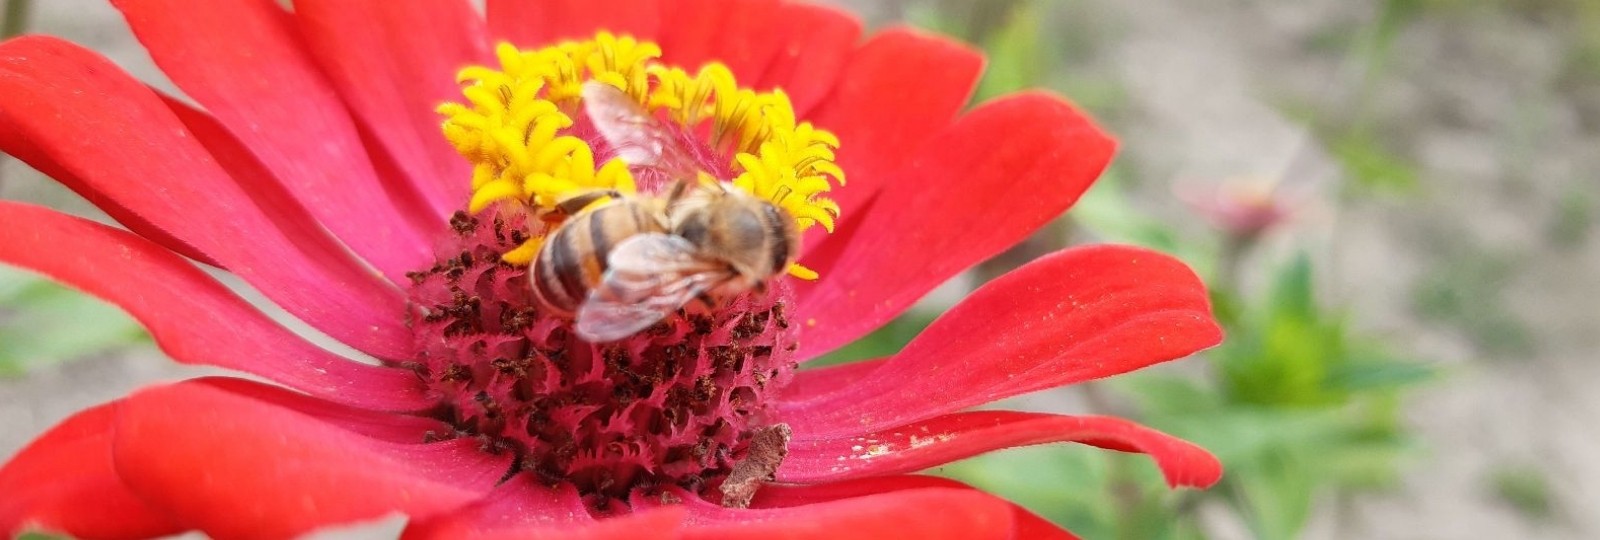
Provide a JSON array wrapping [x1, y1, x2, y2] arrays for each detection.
[[3, 0, 1598, 538]]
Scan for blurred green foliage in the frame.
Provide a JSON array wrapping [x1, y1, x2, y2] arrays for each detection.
[[1488, 464, 1556, 521], [937, 244, 1430, 539], [808, 310, 939, 368], [14, 533, 67, 540], [1132, 254, 1429, 539], [1325, 131, 1420, 195], [835, 1, 1439, 537], [1411, 244, 1535, 357], [1547, 189, 1595, 248], [0, 265, 147, 377]]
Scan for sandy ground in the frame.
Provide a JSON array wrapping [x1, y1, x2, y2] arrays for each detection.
[[1057, 1, 1600, 538], [3, 1, 1598, 539]]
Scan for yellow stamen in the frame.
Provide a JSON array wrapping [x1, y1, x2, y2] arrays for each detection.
[[500, 236, 543, 266], [439, 32, 845, 270], [786, 263, 819, 281]]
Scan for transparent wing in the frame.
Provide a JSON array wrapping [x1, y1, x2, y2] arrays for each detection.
[[581, 81, 700, 189], [576, 233, 730, 342]]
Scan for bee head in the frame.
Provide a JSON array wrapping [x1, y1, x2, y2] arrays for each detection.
[[671, 189, 796, 282]]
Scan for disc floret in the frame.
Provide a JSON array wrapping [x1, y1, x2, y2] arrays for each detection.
[[414, 33, 845, 509]]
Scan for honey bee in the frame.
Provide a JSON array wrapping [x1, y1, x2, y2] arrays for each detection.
[[529, 82, 800, 342]]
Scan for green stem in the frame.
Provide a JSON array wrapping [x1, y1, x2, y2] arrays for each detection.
[[1214, 232, 1259, 295], [1082, 381, 1149, 539], [0, 0, 26, 192], [2, 0, 33, 40]]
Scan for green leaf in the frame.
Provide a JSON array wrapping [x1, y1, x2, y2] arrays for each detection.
[[1546, 188, 1594, 248], [0, 265, 147, 376], [1266, 253, 1316, 322], [1318, 437, 1413, 490], [1069, 168, 1191, 255], [1488, 464, 1556, 521], [1230, 449, 1315, 540], [804, 309, 939, 368], [1329, 131, 1419, 195], [973, 1, 1047, 103], [1324, 357, 1434, 392], [939, 445, 1120, 539], [1116, 373, 1220, 415]]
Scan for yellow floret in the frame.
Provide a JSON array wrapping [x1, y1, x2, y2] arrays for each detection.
[[438, 32, 845, 270]]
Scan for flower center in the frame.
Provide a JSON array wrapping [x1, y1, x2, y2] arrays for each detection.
[[437, 32, 842, 272], [406, 33, 844, 511]]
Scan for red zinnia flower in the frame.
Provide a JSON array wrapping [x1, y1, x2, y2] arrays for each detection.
[[0, 1, 1224, 538]]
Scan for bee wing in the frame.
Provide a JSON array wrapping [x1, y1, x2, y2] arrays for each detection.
[[576, 233, 731, 342], [581, 81, 701, 188]]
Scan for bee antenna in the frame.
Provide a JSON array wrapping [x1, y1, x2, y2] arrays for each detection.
[[666, 178, 694, 203]]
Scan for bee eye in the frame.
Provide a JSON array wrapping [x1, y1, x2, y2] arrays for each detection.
[[677, 216, 712, 246]]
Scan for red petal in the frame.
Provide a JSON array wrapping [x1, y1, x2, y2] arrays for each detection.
[[795, 92, 1115, 358], [403, 476, 686, 540], [754, 476, 1076, 540], [295, 0, 488, 217], [657, 0, 783, 83], [111, 379, 510, 539], [0, 36, 412, 359], [156, 91, 387, 277], [783, 245, 1222, 438], [0, 401, 182, 540], [0, 127, 216, 268], [0, 202, 431, 411], [112, 0, 437, 281], [191, 377, 452, 442], [752, 2, 861, 115], [779, 411, 1222, 489], [487, 0, 662, 46], [800, 27, 983, 252], [665, 484, 1016, 540], [490, 0, 855, 116]]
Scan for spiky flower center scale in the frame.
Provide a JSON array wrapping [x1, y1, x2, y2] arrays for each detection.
[[408, 33, 844, 509]]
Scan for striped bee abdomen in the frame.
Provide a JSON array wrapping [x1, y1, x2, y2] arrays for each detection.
[[531, 199, 665, 315]]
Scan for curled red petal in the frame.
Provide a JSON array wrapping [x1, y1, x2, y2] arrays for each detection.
[[753, 2, 860, 116], [779, 411, 1223, 489], [112, 0, 437, 282], [0, 202, 432, 411], [664, 484, 1016, 540], [0, 401, 182, 540], [795, 92, 1115, 358], [403, 475, 686, 540], [488, 0, 662, 46], [755, 476, 1077, 540], [785, 245, 1222, 438], [799, 27, 983, 253], [189, 377, 451, 442], [0, 36, 412, 359], [111, 379, 511, 539], [295, 0, 488, 218]]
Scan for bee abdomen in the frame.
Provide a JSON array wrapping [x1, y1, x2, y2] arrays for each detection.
[[759, 202, 795, 276], [531, 200, 659, 315]]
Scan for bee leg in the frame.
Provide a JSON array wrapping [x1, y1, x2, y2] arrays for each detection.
[[553, 189, 623, 216], [664, 178, 694, 205], [695, 291, 717, 310]]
